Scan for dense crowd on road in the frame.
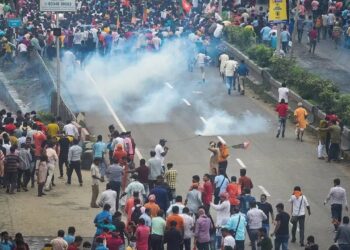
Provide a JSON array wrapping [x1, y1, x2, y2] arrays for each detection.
[[0, 106, 349, 249]]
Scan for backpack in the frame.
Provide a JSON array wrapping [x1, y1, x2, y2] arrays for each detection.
[[131, 206, 142, 224]]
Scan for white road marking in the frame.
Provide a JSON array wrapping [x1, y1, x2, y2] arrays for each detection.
[[236, 158, 247, 169], [164, 82, 174, 89], [200, 116, 207, 124], [258, 185, 271, 197], [182, 98, 191, 106], [85, 70, 143, 160], [217, 136, 226, 144]]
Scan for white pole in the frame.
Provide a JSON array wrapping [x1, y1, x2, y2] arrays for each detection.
[[56, 13, 61, 116]]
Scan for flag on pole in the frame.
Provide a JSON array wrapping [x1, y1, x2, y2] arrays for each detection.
[[182, 0, 192, 13]]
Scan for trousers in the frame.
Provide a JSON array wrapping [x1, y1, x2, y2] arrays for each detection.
[[67, 161, 83, 184]]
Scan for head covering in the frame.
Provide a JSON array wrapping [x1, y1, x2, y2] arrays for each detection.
[[198, 208, 205, 216], [298, 102, 303, 107], [148, 194, 156, 201]]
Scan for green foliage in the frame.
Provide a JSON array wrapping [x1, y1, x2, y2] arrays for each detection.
[[246, 45, 274, 67], [224, 26, 256, 50]]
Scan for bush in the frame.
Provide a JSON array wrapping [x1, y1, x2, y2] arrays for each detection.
[[246, 45, 273, 67], [37, 111, 55, 124], [224, 26, 256, 51]]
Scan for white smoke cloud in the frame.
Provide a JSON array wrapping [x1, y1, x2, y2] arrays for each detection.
[[196, 110, 269, 136]]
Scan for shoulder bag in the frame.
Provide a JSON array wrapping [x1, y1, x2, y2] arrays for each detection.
[[290, 195, 304, 224]]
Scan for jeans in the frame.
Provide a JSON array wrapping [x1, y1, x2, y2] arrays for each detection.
[[309, 40, 316, 53], [248, 229, 259, 250], [235, 240, 245, 250], [17, 169, 31, 189], [150, 234, 164, 250], [196, 242, 209, 250], [226, 76, 234, 91], [58, 155, 68, 177], [183, 238, 191, 250], [277, 117, 286, 137], [262, 223, 270, 235], [67, 161, 83, 184], [5, 171, 17, 192], [291, 215, 305, 244], [282, 41, 288, 53], [328, 143, 340, 161], [297, 29, 303, 43], [215, 234, 222, 249], [109, 181, 121, 210], [274, 235, 288, 250], [331, 203, 342, 229]]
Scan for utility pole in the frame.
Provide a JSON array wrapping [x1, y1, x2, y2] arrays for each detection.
[[56, 13, 61, 116], [218, 0, 222, 16], [290, 0, 300, 58]]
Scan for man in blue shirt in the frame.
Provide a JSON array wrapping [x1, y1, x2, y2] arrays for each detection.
[[225, 206, 247, 250], [236, 60, 249, 95], [239, 188, 256, 215], [93, 135, 107, 180], [94, 204, 113, 236], [280, 26, 290, 53], [260, 25, 272, 45], [64, 226, 76, 245]]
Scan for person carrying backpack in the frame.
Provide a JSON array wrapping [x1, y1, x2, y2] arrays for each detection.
[[131, 198, 144, 224]]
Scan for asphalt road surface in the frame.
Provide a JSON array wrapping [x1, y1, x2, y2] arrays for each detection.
[[80, 63, 350, 249]]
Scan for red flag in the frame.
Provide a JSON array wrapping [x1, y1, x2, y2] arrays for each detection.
[[182, 0, 192, 13]]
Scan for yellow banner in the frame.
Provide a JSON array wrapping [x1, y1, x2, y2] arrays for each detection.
[[268, 0, 288, 21]]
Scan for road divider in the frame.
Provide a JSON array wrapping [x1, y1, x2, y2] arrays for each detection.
[[217, 136, 226, 144], [200, 116, 207, 124], [164, 82, 174, 89]]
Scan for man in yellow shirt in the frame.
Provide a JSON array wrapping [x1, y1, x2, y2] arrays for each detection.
[[294, 102, 308, 142], [47, 118, 60, 138]]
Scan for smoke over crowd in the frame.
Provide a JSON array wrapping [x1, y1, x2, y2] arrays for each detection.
[[61, 38, 269, 136]]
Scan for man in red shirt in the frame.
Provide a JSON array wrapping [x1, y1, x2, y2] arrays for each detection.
[[275, 98, 289, 138], [309, 26, 318, 54], [238, 168, 253, 192], [202, 174, 213, 212], [67, 236, 82, 250]]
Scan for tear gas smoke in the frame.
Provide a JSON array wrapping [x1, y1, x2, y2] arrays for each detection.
[[195, 110, 269, 136]]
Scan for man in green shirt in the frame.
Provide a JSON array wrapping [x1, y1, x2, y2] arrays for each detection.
[[319, 120, 341, 162], [150, 210, 166, 249]]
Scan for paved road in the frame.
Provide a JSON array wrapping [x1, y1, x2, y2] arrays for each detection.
[[80, 61, 350, 249], [294, 33, 350, 93]]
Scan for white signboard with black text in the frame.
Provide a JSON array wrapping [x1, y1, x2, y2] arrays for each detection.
[[40, 0, 76, 12]]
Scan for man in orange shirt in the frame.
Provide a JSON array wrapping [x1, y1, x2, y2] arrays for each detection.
[[294, 102, 308, 142], [144, 194, 160, 218], [125, 191, 140, 224], [226, 176, 241, 212], [166, 206, 184, 234], [238, 168, 253, 192]]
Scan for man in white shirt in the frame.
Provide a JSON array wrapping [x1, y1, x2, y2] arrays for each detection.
[[180, 207, 194, 250], [224, 57, 238, 95], [154, 139, 168, 172], [98, 183, 117, 215], [278, 83, 289, 103], [63, 120, 79, 139], [221, 227, 235, 249], [196, 52, 210, 83], [91, 159, 102, 208], [219, 53, 229, 81], [247, 201, 267, 250], [289, 186, 311, 246], [122, 174, 146, 202], [167, 195, 185, 215], [51, 229, 68, 250], [324, 178, 348, 231], [147, 150, 163, 190]]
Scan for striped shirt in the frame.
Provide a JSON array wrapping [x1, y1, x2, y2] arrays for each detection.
[[4, 154, 20, 173], [164, 169, 177, 190]]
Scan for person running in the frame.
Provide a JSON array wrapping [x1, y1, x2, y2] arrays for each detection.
[[289, 186, 311, 247], [196, 51, 210, 83], [294, 102, 308, 142], [324, 178, 348, 231], [275, 99, 288, 138]]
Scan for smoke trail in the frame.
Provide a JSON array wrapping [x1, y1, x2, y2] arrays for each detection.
[[196, 109, 270, 136]]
